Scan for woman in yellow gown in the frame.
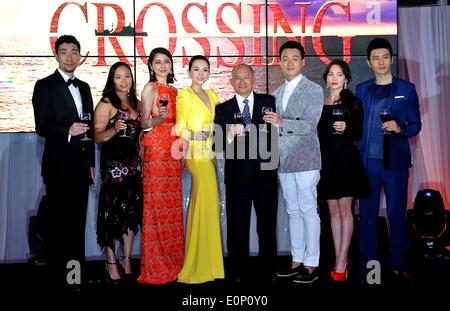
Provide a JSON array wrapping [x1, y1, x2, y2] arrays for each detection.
[[175, 55, 224, 283]]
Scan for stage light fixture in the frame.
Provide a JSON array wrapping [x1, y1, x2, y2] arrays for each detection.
[[413, 189, 446, 239], [412, 189, 448, 260]]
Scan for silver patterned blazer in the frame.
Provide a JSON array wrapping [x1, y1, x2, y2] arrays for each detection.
[[274, 75, 324, 173]]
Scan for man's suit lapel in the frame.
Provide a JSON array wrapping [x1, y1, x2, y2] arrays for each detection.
[[79, 82, 90, 114], [276, 86, 285, 115], [368, 82, 375, 112], [387, 78, 399, 111], [230, 96, 240, 120], [251, 92, 262, 124], [285, 76, 307, 116], [53, 70, 79, 119]]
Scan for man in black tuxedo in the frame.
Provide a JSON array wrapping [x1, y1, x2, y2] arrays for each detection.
[[214, 64, 278, 282], [32, 35, 94, 287]]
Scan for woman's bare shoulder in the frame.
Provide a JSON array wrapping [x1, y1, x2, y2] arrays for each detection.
[[142, 82, 157, 93]]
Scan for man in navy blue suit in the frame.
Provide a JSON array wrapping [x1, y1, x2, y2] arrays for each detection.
[[356, 38, 421, 281]]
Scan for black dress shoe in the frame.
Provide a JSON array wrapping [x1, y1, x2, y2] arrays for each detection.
[[292, 267, 319, 284], [276, 264, 304, 278]]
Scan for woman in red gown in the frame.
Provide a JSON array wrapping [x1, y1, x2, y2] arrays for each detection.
[[137, 47, 184, 284]]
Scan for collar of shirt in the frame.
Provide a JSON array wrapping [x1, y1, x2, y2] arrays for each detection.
[[58, 68, 77, 84], [235, 92, 254, 118], [57, 68, 83, 116], [284, 74, 302, 93], [282, 74, 302, 111]]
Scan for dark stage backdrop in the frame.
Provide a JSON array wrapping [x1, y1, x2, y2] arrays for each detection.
[[0, 0, 397, 132]]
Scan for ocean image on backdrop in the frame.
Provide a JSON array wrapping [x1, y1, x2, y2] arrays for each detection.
[[0, 34, 381, 132], [0, 56, 273, 132]]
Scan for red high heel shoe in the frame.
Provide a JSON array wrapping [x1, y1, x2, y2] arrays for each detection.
[[332, 261, 349, 282], [332, 269, 347, 282], [330, 268, 335, 278]]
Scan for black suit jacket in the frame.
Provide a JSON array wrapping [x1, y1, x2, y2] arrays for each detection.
[[214, 92, 278, 186], [32, 70, 95, 184]]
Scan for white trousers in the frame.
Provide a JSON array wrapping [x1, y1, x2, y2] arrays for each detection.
[[279, 170, 321, 267]]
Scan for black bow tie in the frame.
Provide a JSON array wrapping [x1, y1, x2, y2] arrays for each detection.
[[66, 78, 79, 88]]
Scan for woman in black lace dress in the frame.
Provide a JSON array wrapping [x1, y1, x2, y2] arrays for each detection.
[[318, 60, 370, 282], [93, 61, 142, 281]]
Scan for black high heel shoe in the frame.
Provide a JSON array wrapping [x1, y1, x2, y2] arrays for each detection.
[[119, 256, 136, 282], [119, 256, 133, 275], [105, 262, 122, 285]]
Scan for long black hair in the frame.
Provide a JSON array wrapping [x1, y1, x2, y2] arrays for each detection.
[[100, 61, 138, 111], [322, 59, 359, 116], [147, 47, 175, 84]]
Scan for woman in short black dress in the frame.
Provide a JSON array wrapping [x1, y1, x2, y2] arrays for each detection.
[[318, 60, 370, 281]]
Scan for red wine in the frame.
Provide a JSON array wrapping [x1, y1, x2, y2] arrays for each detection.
[[234, 113, 245, 126], [332, 109, 344, 122], [333, 115, 345, 122], [380, 113, 392, 122], [160, 99, 169, 107], [80, 114, 91, 125]]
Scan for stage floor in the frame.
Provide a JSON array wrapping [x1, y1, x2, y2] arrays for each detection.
[[1, 253, 449, 305], [2, 214, 449, 307]]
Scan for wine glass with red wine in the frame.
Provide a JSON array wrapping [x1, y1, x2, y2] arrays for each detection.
[[79, 112, 92, 141], [379, 108, 392, 134], [332, 108, 344, 134], [234, 112, 245, 136], [116, 110, 131, 138], [159, 93, 169, 107]]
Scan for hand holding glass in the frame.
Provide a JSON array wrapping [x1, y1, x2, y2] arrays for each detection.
[[233, 112, 245, 136], [201, 125, 212, 140], [379, 108, 392, 134], [261, 106, 273, 132], [332, 108, 344, 134], [159, 93, 169, 107], [116, 110, 131, 138], [79, 112, 92, 141]]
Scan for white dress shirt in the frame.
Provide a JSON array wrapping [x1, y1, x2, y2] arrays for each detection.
[[282, 74, 302, 111], [235, 92, 254, 118], [58, 69, 83, 142], [227, 92, 254, 143]]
